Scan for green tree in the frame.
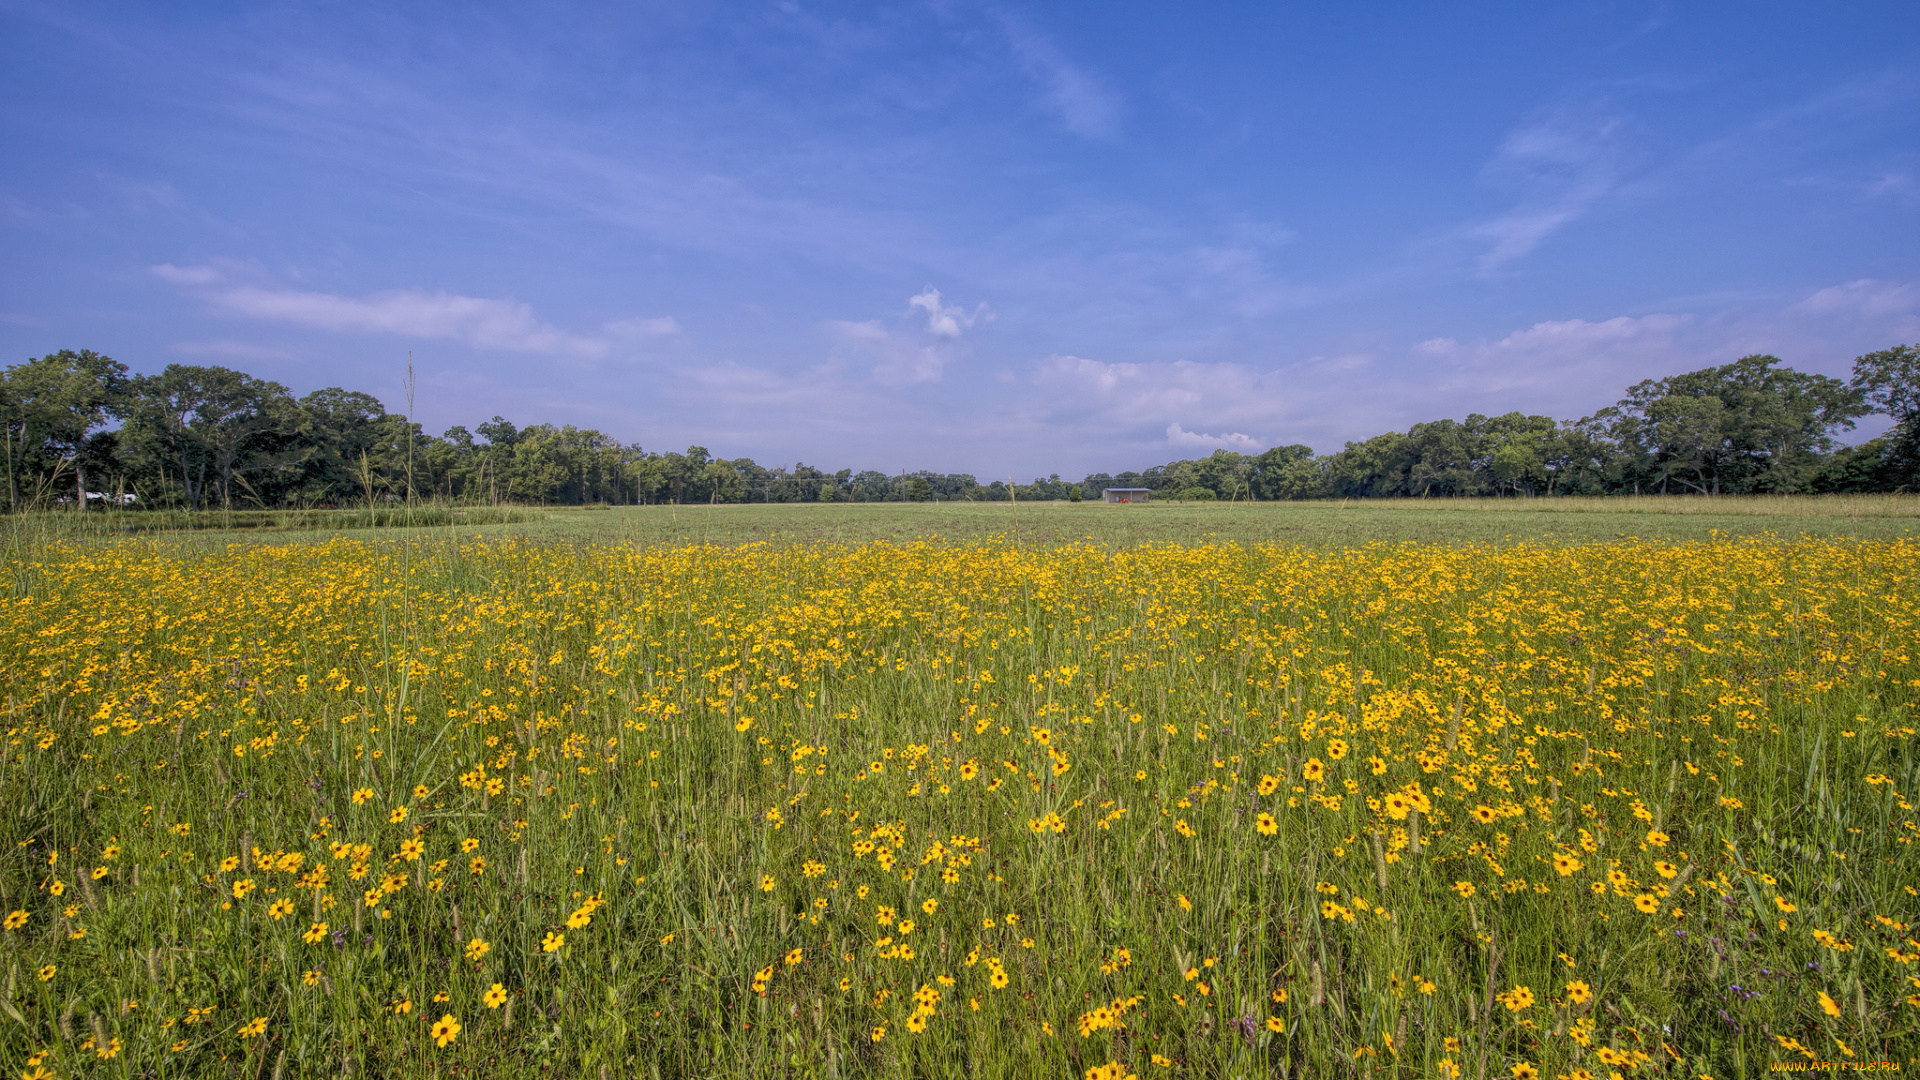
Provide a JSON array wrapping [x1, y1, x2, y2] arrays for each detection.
[[121, 365, 297, 509], [1323, 431, 1410, 497], [0, 349, 129, 510], [1590, 355, 1867, 495], [294, 388, 394, 505], [1250, 445, 1323, 500], [704, 457, 749, 503], [1479, 413, 1559, 495], [849, 470, 894, 502], [1851, 344, 1920, 489]]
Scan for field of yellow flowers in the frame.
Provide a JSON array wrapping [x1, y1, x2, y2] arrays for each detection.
[[1, 533, 1916, 1078]]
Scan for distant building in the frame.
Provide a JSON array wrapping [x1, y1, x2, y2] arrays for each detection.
[[1102, 488, 1151, 503]]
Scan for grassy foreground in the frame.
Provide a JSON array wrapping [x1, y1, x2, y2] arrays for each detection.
[[1, 529, 1917, 1077], [0, 507, 542, 541], [486, 495, 1920, 549], [9, 493, 1918, 551]]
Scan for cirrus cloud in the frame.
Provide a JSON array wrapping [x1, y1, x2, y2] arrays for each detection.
[[995, 12, 1124, 139], [1464, 104, 1634, 272], [1799, 278, 1920, 320], [150, 264, 674, 357], [210, 286, 610, 355]]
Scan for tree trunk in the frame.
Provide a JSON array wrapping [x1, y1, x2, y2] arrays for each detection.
[[5, 423, 18, 513]]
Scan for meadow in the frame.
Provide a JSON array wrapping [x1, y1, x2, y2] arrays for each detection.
[[8, 492, 1920, 551], [1, 499, 1917, 1077]]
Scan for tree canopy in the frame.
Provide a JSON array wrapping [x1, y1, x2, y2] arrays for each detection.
[[3, 345, 1913, 510]]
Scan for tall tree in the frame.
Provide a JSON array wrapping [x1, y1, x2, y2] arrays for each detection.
[[121, 365, 297, 509], [1590, 355, 1866, 495], [0, 349, 129, 510], [1851, 344, 1920, 489], [1250, 444, 1325, 500], [295, 388, 392, 506]]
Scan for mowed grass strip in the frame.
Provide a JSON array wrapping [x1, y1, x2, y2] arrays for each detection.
[[0, 533, 1915, 1077], [481, 493, 1920, 549], [11, 492, 1919, 552]]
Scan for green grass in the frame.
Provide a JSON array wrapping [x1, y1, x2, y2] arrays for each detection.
[[0, 529, 1915, 1077], [475, 494, 1920, 549], [13, 495, 1916, 552]]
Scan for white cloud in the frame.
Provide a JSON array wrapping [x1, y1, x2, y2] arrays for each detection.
[[1021, 352, 1421, 461], [1465, 104, 1633, 271], [907, 287, 989, 338], [637, 354, 1015, 473], [150, 263, 222, 285], [823, 319, 889, 343], [1032, 354, 1285, 440], [1426, 313, 1690, 397], [1166, 422, 1263, 452], [875, 347, 947, 387], [1796, 278, 1920, 342], [150, 264, 644, 357], [604, 315, 681, 337], [1467, 207, 1585, 270], [1399, 312, 1697, 423], [209, 287, 609, 355], [1034, 354, 1198, 414], [815, 288, 992, 387], [996, 13, 1123, 139], [1487, 313, 1688, 355], [824, 318, 949, 386], [1799, 278, 1920, 318]]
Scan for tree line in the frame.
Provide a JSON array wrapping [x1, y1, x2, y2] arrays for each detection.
[[2, 347, 1915, 511]]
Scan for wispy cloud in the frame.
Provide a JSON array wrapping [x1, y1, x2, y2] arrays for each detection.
[[1031, 354, 1278, 439], [1412, 312, 1692, 409], [638, 355, 1011, 472], [1408, 285, 1920, 434], [151, 264, 675, 357], [995, 12, 1123, 139], [1485, 313, 1688, 357], [1799, 278, 1920, 319], [1863, 172, 1916, 202], [820, 287, 992, 386], [1798, 278, 1920, 339], [604, 316, 682, 338], [12, 5, 1913, 476], [823, 318, 949, 387], [151, 263, 222, 286], [1465, 104, 1633, 271], [213, 286, 609, 355]]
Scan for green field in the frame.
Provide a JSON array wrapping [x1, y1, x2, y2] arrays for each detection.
[[1, 498, 1916, 1078], [510, 494, 1920, 548], [12, 493, 1918, 551]]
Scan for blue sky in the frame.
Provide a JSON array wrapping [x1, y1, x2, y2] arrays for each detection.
[[3, 1, 1916, 478]]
